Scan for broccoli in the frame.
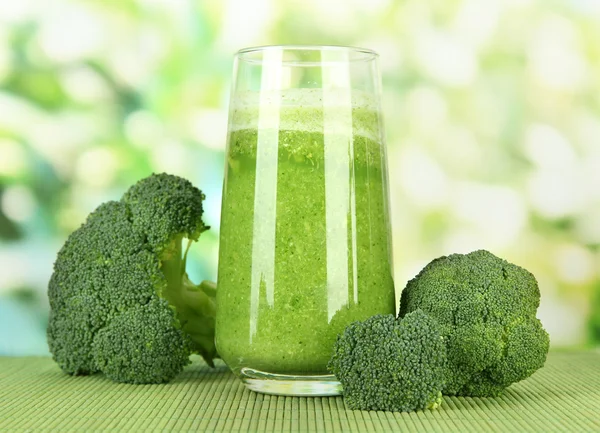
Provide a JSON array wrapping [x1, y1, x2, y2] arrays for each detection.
[[399, 249, 550, 397], [328, 310, 447, 412], [47, 173, 217, 384]]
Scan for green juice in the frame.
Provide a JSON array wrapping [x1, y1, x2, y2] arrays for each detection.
[[216, 101, 395, 376]]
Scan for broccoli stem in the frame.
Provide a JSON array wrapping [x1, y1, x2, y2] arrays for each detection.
[[161, 236, 186, 298], [160, 236, 218, 367]]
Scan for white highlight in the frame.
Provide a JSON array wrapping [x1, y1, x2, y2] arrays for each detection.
[[249, 48, 282, 342], [0, 139, 27, 177], [554, 244, 596, 285], [321, 51, 355, 321], [2, 185, 36, 223]]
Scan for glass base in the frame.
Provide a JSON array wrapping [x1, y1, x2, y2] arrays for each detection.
[[240, 367, 342, 396]]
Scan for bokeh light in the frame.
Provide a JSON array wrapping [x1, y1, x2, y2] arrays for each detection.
[[1, 0, 599, 353]]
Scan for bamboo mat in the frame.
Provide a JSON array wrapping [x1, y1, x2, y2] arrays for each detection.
[[1, 351, 599, 432]]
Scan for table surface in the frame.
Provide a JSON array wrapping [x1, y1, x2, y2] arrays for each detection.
[[1, 351, 599, 432]]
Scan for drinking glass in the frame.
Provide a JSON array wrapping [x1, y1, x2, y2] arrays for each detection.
[[215, 45, 395, 396]]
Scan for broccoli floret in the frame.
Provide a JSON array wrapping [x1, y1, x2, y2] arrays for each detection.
[[399, 249, 550, 397], [328, 311, 446, 412], [92, 298, 192, 384], [47, 173, 216, 384]]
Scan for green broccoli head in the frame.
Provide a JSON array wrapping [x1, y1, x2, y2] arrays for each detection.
[[399, 249, 550, 397], [328, 311, 446, 412], [47, 173, 215, 384], [122, 173, 208, 252], [92, 298, 192, 384]]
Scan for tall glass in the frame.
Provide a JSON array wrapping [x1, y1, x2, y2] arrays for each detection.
[[216, 45, 395, 396]]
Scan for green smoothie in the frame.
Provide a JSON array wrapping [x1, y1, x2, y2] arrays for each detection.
[[216, 94, 395, 376]]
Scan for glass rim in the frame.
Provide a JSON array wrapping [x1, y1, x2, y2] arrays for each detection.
[[235, 45, 379, 64]]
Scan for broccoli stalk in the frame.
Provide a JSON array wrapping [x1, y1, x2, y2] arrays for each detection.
[[160, 237, 217, 367]]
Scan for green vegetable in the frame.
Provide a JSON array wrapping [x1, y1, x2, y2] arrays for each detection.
[[47, 173, 216, 384], [399, 249, 550, 397], [328, 310, 447, 412]]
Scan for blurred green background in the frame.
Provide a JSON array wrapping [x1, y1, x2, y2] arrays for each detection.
[[1, 0, 599, 355]]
